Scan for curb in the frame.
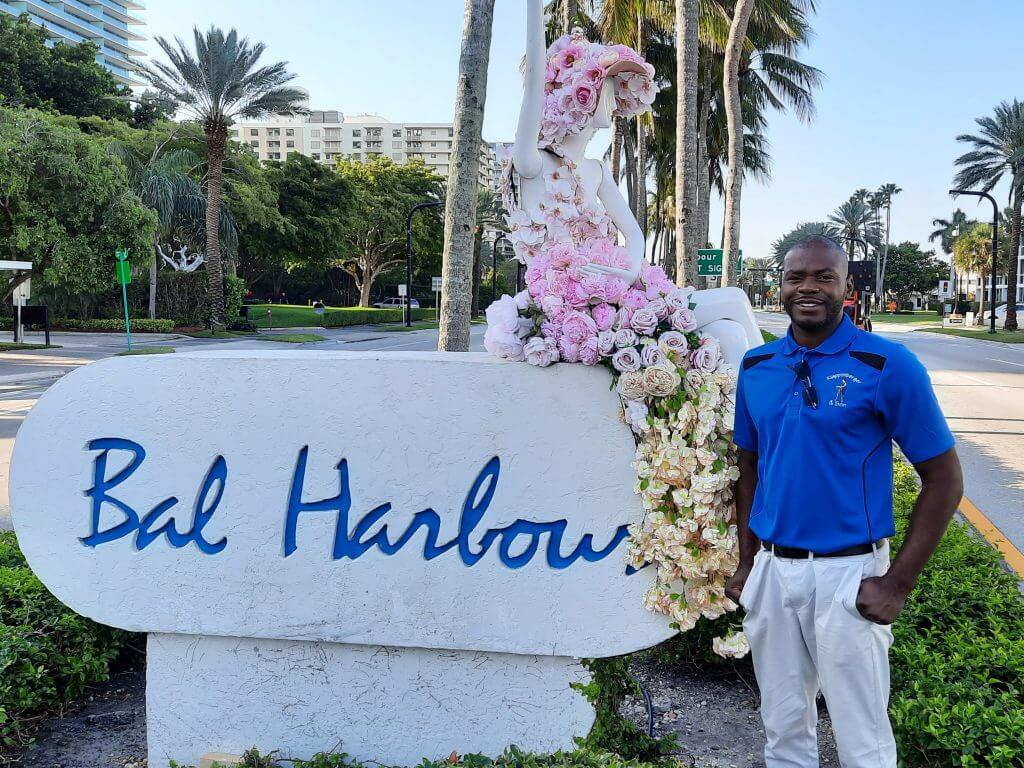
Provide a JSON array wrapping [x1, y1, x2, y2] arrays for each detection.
[[0, 370, 70, 386], [913, 328, 1024, 349]]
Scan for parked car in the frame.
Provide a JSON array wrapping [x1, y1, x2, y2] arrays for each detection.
[[372, 297, 420, 310], [982, 303, 1024, 327]]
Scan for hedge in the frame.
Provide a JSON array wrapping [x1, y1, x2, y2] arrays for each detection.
[[170, 745, 677, 768], [658, 462, 1024, 767], [320, 307, 435, 327], [0, 317, 176, 333], [0, 531, 131, 754]]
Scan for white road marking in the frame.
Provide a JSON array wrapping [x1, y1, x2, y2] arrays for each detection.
[[988, 358, 1024, 368]]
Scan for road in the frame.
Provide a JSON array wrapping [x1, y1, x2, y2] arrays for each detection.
[[0, 325, 486, 530], [756, 311, 1024, 556]]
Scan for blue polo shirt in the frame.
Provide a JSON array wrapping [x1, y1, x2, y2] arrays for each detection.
[[733, 316, 954, 553]]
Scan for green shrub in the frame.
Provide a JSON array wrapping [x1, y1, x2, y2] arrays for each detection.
[[225, 275, 246, 323], [0, 531, 131, 753], [320, 307, 435, 327], [173, 746, 679, 768], [58, 318, 176, 333]]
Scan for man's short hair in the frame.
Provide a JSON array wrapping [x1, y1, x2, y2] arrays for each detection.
[[787, 234, 848, 260]]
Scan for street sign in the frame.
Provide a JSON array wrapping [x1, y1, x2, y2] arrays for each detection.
[[397, 284, 407, 298], [432, 276, 443, 292], [115, 261, 131, 285], [12, 277, 31, 306], [696, 249, 743, 277], [115, 248, 129, 262], [115, 249, 132, 351], [937, 280, 952, 299]]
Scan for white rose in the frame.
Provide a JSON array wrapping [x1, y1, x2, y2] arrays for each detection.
[[513, 290, 532, 312], [484, 293, 521, 335], [484, 329, 526, 361], [623, 399, 650, 434], [664, 287, 693, 313], [597, 329, 616, 356], [658, 331, 688, 358], [523, 336, 560, 367]]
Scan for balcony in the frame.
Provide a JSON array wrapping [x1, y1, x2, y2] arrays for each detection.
[[5, 2, 103, 42], [87, 0, 143, 26]]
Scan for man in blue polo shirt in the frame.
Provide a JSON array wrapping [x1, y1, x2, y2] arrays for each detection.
[[726, 235, 963, 767]]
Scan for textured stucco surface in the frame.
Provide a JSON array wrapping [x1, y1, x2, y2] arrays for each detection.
[[147, 633, 594, 768], [11, 351, 673, 657]]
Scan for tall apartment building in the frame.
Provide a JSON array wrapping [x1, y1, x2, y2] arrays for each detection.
[[232, 110, 498, 189], [0, 0, 145, 85]]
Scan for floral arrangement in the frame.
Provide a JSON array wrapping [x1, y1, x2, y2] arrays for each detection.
[[485, 268, 748, 657], [540, 31, 658, 148]]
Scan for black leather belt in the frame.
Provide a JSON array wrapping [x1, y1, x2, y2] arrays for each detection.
[[761, 540, 883, 559]]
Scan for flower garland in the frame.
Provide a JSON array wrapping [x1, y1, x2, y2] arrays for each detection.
[[485, 269, 748, 657]]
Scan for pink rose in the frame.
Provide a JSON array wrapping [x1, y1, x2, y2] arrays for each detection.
[[541, 295, 565, 318], [579, 336, 600, 366], [524, 336, 560, 367], [561, 310, 598, 344], [690, 337, 722, 373], [592, 302, 617, 331], [612, 346, 642, 373], [597, 329, 616, 356], [640, 342, 664, 368], [540, 320, 562, 341], [615, 307, 633, 330], [558, 336, 581, 363], [614, 328, 638, 348], [670, 308, 698, 332], [646, 297, 669, 321], [630, 307, 659, 336], [620, 289, 649, 311], [658, 330, 688, 357], [665, 287, 694, 313], [573, 82, 598, 111]]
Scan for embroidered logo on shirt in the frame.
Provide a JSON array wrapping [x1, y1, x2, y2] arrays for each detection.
[[826, 372, 861, 408]]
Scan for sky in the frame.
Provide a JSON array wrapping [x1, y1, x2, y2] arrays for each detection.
[[142, 1, 1024, 263]]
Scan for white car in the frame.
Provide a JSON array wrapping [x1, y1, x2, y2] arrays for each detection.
[[373, 297, 420, 310], [983, 303, 1024, 327]]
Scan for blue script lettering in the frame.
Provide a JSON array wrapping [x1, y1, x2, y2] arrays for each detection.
[[284, 448, 630, 569], [82, 437, 228, 554]]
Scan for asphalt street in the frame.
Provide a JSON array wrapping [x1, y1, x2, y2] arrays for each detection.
[[2, 319, 1020, 562]]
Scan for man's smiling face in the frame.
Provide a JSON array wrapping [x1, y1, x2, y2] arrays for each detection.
[[782, 242, 851, 333]]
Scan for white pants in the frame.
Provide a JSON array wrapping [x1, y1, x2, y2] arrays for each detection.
[[740, 543, 897, 768]]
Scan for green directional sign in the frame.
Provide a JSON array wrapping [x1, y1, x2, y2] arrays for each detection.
[[115, 260, 131, 285], [115, 248, 129, 262], [696, 249, 743, 277]]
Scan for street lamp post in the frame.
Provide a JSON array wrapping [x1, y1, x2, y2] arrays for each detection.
[[406, 200, 441, 327], [491, 232, 509, 306], [950, 189, 999, 334]]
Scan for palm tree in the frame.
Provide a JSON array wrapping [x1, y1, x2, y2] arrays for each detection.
[[929, 209, 972, 255], [107, 138, 204, 319], [954, 223, 995, 324], [719, 0, 756, 287], [438, 0, 495, 352], [472, 188, 505, 317], [874, 182, 901, 309], [954, 100, 1024, 331], [675, 0, 699, 286], [140, 27, 306, 329], [770, 221, 829, 265], [827, 194, 880, 256]]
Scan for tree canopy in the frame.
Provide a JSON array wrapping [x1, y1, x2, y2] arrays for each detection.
[[0, 107, 156, 305], [0, 13, 132, 121], [881, 242, 947, 303]]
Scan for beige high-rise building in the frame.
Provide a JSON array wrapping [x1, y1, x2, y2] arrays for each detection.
[[231, 107, 497, 189]]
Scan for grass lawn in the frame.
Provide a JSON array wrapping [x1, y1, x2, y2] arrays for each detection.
[[921, 327, 1024, 343], [246, 304, 328, 328], [871, 311, 940, 326], [116, 346, 175, 356], [0, 342, 59, 351], [261, 333, 327, 343]]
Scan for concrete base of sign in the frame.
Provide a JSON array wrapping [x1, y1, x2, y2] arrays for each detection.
[[146, 633, 594, 768]]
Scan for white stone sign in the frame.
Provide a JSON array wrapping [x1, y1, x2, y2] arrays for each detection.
[[10, 351, 675, 766]]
